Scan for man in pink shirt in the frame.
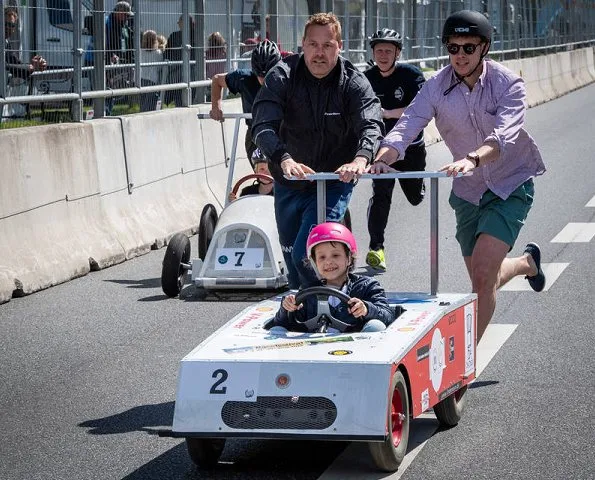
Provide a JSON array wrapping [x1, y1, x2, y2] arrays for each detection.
[[370, 10, 546, 343]]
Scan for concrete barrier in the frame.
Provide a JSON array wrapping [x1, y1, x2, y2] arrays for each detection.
[[0, 47, 593, 304]]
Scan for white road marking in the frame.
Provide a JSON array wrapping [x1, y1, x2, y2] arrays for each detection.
[[317, 324, 517, 480], [499, 263, 569, 292], [586, 195, 595, 207], [551, 223, 595, 243]]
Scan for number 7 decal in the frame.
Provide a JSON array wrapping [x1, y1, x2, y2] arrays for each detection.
[[234, 251, 245, 267]]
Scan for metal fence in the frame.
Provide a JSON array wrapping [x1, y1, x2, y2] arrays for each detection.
[[2, 0, 595, 128]]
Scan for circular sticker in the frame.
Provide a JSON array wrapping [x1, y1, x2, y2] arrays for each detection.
[[329, 350, 352, 356], [217, 255, 229, 265], [256, 306, 274, 312], [429, 328, 445, 392]]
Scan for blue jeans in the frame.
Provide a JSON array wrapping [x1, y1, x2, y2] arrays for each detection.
[[274, 181, 353, 289]]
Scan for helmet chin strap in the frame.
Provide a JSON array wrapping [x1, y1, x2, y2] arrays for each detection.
[[377, 52, 399, 74], [443, 42, 490, 96]]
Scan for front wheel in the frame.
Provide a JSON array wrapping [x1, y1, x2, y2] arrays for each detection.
[[369, 370, 410, 472], [434, 385, 467, 427], [161, 233, 191, 297], [186, 438, 226, 469]]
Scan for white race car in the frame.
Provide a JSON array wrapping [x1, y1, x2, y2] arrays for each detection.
[[160, 114, 289, 296], [159, 173, 476, 473]]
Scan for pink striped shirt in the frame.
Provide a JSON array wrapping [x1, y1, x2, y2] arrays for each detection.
[[382, 59, 546, 205]]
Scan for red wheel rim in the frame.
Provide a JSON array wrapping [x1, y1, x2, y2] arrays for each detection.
[[390, 386, 404, 446]]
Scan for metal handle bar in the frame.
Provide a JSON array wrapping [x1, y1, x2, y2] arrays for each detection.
[[285, 172, 467, 296], [288, 171, 469, 180], [197, 112, 252, 120]]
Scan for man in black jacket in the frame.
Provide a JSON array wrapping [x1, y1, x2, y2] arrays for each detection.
[[4, 7, 47, 82], [252, 12, 383, 289]]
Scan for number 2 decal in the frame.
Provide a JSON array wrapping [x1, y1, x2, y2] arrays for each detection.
[[210, 368, 228, 394]]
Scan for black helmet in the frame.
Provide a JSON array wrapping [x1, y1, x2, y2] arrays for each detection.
[[251, 40, 281, 77], [369, 28, 402, 49], [442, 10, 492, 44]]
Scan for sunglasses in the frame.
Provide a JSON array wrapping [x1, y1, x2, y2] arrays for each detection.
[[446, 43, 482, 55], [5, 21, 18, 29]]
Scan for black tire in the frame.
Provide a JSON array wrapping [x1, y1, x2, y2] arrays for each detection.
[[198, 204, 218, 261], [186, 438, 226, 469], [340, 208, 352, 231], [369, 370, 410, 472], [434, 385, 467, 427], [161, 233, 191, 297]]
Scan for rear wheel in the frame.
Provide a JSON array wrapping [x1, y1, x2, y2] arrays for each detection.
[[434, 385, 467, 427], [369, 370, 410, 472], [186, 438, 226, 469], [198, 204, 218, 261], [161, 233, 191, 297]]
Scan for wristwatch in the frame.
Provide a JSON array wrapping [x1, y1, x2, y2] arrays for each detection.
[[466, 151, 480, 167]]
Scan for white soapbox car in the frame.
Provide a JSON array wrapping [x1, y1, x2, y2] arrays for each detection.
[[160, 113, 289, 296], [158, 173, 477, 473]]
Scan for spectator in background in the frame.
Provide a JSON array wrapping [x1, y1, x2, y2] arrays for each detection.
[[105, 1, 134, 65], [240, 37, 259, 58], [157, 34, 167, 53], [205, 32, 227, 80], [139, 30, 162, 112], [209, 40, 282, 165], [164, 14, 196, 106], [104, 1, 134, 115], [4, 7, 47, 81]]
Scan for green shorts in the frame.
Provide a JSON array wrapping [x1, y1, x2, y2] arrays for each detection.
[[448, 179, 535, 257]]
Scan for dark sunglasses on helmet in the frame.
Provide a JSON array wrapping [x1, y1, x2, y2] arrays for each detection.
[[446, 42, 482, 55]]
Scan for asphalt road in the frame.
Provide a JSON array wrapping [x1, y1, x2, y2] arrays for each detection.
[[1, 83, 594, 480]]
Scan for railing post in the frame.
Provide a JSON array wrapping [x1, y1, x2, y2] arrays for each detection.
[[182, 0, 191, 107], [133, 0, 141, 89], [226, 0, 233, 72], [72, 0, 83, 122], [430, 177, 439, 296], [92, 0, 106, 118], [1, 12, 6, 102], [194, 0, 205, 103]]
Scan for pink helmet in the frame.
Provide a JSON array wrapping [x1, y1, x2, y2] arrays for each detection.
[[306, 222, 357, 259]]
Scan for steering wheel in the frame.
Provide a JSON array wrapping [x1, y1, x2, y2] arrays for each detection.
[[231, 174, 274, 197], [290, 286, 353, 333]]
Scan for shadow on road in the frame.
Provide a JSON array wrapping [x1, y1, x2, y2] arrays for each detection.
[[121, 438, 349, 480], [78, 401, 174, 435]]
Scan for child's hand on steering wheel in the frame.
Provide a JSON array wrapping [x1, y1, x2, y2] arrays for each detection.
[[348, 297, 368, 318], [282, 294, 303, 312]]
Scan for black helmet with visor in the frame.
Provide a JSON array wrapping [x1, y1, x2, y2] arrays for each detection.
[[251, 40, 281, 77]]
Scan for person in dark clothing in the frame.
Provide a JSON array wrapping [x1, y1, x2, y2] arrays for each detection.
[[104, 1, 134, 115], [364, 28, 427, 271], [4, 7, 47, 82], [210, 40, 281, 165], [251, 13, 383, 289], [163, 14, 196, 106], [270, 223, 394, 334], [228, 149, 274, 202]]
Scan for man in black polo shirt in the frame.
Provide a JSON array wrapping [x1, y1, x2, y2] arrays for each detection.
[[364, 29, 427, 271]]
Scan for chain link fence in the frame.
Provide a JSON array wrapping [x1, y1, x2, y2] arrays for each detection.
[[2, 0, 594, 128]]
